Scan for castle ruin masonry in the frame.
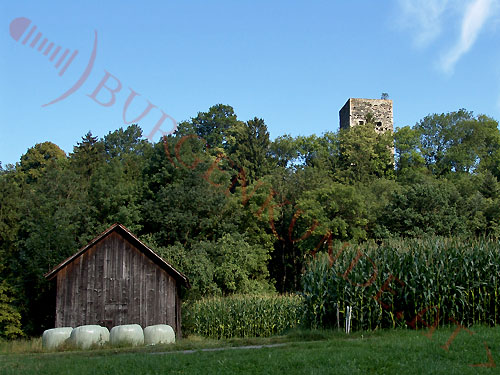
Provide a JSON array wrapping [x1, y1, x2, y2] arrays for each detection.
[[339, 98, 393, 133]]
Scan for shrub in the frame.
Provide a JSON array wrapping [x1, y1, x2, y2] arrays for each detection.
[[0, 280, 23, 339], [151, 233, 274, 299]]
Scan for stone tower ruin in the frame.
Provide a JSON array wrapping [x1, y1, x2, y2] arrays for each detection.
[[339, 98, 393, 133]]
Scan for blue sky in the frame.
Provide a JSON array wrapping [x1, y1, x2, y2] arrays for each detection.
[[2, 0, 500, 165]]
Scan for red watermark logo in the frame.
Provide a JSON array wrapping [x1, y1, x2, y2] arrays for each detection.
[[9, 17, 177, 139]]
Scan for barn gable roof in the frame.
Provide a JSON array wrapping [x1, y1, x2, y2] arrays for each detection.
[[44, 223, 190, 288]]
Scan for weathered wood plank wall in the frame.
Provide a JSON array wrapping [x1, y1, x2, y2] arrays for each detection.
[[55, 232, 181, 336]]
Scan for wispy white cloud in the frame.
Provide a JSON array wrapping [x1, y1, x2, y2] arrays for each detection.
[[440, 0, 495, 73], [397, 0, 450, 47], [397, 0, 499, 74]]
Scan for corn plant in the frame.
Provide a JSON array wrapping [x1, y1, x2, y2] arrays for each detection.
[[301, 237, 500, 331], [183, 294, 302, 339]]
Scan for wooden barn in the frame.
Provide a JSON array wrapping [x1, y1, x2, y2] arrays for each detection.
[[44, 223, 190, 337]]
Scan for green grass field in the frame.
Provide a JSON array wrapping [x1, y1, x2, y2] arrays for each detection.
[[1, 327, 499, 374]]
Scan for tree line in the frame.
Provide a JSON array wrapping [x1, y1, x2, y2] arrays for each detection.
[[1, 104, 499, 337]]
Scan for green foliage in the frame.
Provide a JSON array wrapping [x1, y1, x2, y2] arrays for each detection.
[[90, 126, 150, 233], [155, 242, 219, 297], [415, 109, 500, 175], [226, 117, 272, 184], [183, 294, 302, 338], [460, 173, 500, 237], [0, 167, 22, 261], [152, 233, 273, 299], [394, 125, 425, 172], [13, 163, 90, 333], [337, 121, 394, 182], [20, 142, 66, 183], [295, 132, 339, 170], [302, 237, 500, 331], [269, 134, 301, 168], [207, 233, 272, 294], [103, 124, 148, 160], [176, 104, 241, 154], [141, 136, 235, 247], [89, 158, 144, 233], [380, 179, 463, 237], [297, 182, 369, 242], [0, 280, 23, 339], [69, 132, 104, 180]]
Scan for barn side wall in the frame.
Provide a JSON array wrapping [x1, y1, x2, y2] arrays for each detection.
[[55, 232, 181, 336]]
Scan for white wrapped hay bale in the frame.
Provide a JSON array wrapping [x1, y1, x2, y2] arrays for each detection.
[[144, 324, 175, 345], [69, 325, 109, 349], [42, 327, 73, 350], [110, 324, 144, 346], [99, 326, 110, 342]]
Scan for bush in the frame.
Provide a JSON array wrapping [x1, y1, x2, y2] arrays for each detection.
[[150, 233, 274, 299], [301, 237, 500, 331], [183, 294, 302, 339], [0, 280, 23, 339]]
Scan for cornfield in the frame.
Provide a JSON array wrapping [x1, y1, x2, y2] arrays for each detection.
[[302, 237, 500, 331], [183, 294, 302, 339]]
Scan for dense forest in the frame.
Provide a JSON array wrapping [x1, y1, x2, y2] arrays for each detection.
[[1, 104, 500, 337]]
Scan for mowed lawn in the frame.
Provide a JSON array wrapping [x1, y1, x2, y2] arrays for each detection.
[[1, 327, 500, 375]]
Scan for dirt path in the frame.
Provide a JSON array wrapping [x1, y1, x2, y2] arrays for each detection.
[[150, 343, 288, 355]]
